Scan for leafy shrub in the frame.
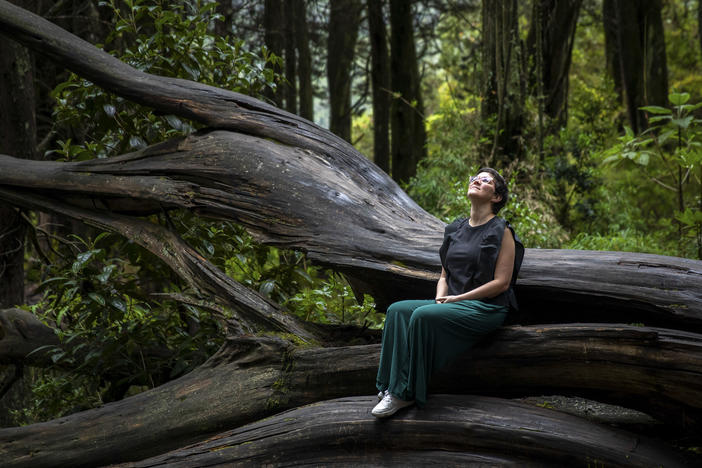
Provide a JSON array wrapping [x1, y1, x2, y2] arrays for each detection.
[[49, 0, 280, 161], [28, 233, 224, 405]]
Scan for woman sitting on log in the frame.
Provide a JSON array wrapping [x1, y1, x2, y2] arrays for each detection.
[[372, 167, 524, 418]]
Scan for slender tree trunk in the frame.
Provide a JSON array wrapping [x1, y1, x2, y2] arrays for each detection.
[[0, 0, 36, 309], [389, 0, 426, 183], [327, 0, 362, 142], [214, 0, 233, 38], [368, 0, 390, 174], [283, 0, 297, 114], [263, 0, 284, 107], [603, 0, 668, 134], [527, 0, 582, 129], [481, 0, 523, 165], [294, 0, 313, 121]]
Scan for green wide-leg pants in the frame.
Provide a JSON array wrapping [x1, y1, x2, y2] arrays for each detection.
[[376, 299, 507, 407]]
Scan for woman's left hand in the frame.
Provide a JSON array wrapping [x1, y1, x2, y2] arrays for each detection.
[[436, 295, 459, 303]]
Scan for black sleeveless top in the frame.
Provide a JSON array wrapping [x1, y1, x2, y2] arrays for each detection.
[[438, 217, 524, 309]]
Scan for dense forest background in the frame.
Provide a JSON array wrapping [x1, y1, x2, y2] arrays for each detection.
[[1, 0, 701, 428]]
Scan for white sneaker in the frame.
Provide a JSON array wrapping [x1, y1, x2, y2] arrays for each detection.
[[371, 393, 415, 418], [377, 389, 388, 400]]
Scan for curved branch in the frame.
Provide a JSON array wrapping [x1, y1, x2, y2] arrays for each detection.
[[0, 186, 317, 342]]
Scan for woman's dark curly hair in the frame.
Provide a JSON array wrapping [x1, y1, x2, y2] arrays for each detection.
[[477, 167, 509, 214]]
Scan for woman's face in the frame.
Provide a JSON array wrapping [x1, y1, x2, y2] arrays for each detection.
[[467, 172, 497, 202]]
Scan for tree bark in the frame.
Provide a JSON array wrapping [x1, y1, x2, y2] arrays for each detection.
[[283, 0, 297, 114], [327, 0, 362, 142], [2, 324, 701, 467], [263, 0, 284, 107], [389, 0, 426, 183], [368, 0, 390, 173], [0, 0, 36, 309], [527, 0, 582, 128], [294, 0, 313, 121], [118, 395, 687, 468], [481, 0, 523, 164], [0, 308, 59, 365], [603, 0, 668, 134]]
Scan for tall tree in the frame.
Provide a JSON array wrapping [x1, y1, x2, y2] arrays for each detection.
[[368, 0, 390, 174], [295, 0, 314, 121], [263, 0, 284, 108], [327, 0, 362, 142], [0, 0, 36, 309], [603, 0, 668, 134], [481, 0, 523, 165], [527, 0, 582, 130], [214, 0, 234, 39], [284, 0, 297, 113], [389, 0, 426, 184]]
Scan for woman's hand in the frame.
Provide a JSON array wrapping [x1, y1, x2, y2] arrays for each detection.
[[435, 295, 459, 303]]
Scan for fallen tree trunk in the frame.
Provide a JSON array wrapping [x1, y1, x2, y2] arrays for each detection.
[[2, 324, 701, 467], [114, 396, 688, 468], [0, 136, 700, 332]]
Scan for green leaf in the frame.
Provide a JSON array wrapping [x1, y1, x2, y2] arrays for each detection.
[[636, 152, 650, 165], [72, 250, 97, 273], [129, 135, 147, 149], [671, 116, 694, 129], [103, 104, 117, 117], [56, 308, 68, 327], [649, 115, 672, 124], [88, 293, 106, 306], [640, 105, 671, 115], [164, 114, 182, 130], [110, 298, 128, 313], [669, 92, 690, 106], [97, 264, 117, 284]]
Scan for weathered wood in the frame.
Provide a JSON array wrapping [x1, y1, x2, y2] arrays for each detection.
[[2, 324, 701, 467], [0, 185, 317, 342], [0, 308, 58, 365], [114, 396, 688, 468], [0, 134, 701, 331]]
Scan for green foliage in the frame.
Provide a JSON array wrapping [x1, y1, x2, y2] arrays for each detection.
[[407, 83, 565, 248], [10, 371, 102, 426], [32, 233, 224, 392], [50, 0, 281, 161], [286, 278, 382, 329], [174, 212, 382, 328], [601, 92, 702, 258]]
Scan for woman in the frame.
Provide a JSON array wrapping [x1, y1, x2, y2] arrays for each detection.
[[372, 167, 524, 418]]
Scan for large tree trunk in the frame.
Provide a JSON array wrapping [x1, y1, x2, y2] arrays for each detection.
[[389, 0, 426, 183], [263, 0, 284, 108], [481, 0, 524, 164], [0, 2, 701, 466], [603, 0, 668, 133], [368, 0, 391, 174], [327, 0, 362, 142], [0, 0, 36, 309], [527, 0, 582, 128], [119, 395, 687, 467], [2, 324, 701, 467], [294, 0, 314, 121]]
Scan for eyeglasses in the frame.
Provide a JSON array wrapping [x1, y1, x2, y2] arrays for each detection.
[[469, 175, 494, 185]]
